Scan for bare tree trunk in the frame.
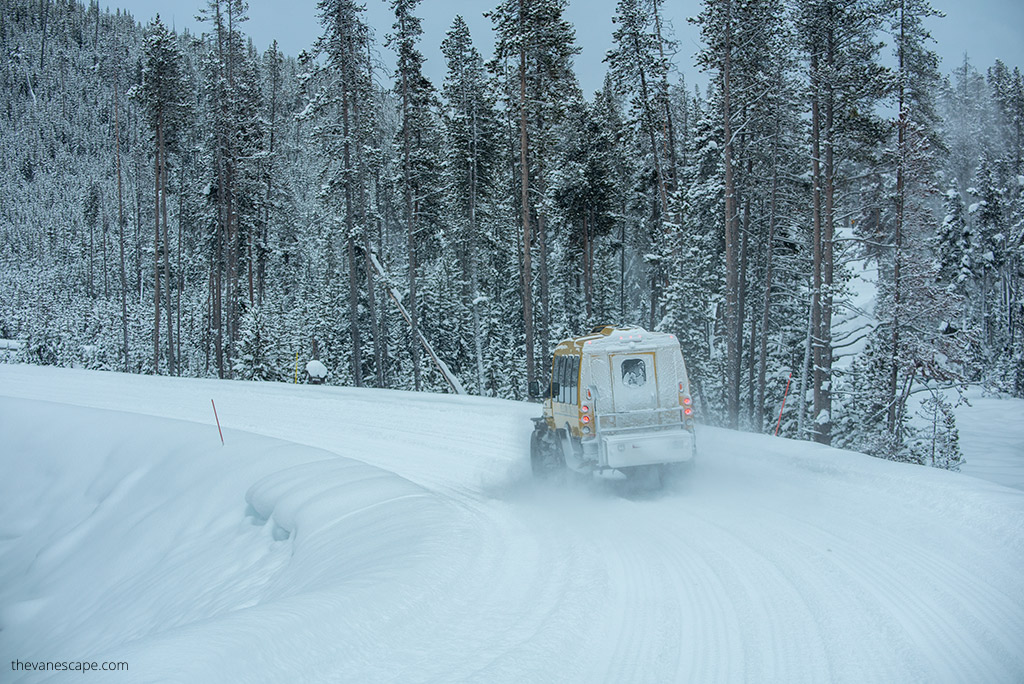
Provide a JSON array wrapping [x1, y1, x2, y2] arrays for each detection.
[[651, 0, 678, 190], [619, 222, 625, 322], [588, 210, 596, 318], [538, 206, 551, 362], [518, 13, 534, 388], [224, 3, 238, 376], [153, 120, 162, 374], [888, 2, 907, 436], [226, 159, 237, 374], [162, 151, 174, 376], [206, 266, 213, 373], [134, 142, 143, 302], [583, 212, 592, 318], [721, 0, 739, 428], [247, 223, 255, 306], [757, 114, 781, 431], [400, 29, 420, 391], [820, 54, 835, 445], [649, 258, 659, 331], [358, 47, 383, 388], [177, 163, 184, 371], [738, 169, 751, 425], [637, 63, 668, 220], [38, 0, 46, 71], [260, 45, 280, 306], [797, 282, 814, 438], [114, 78, 129, 372], [748, 296, 757, 426], [469, 263, 486, 395], [810, 54, 824, 442], [361, 232, 383, 387], [469, 96, 486, 395], [88, 197, 95, 298], [371, 137, 390, 388], [347, 236, 363, 385], [214, 166, 224, 378], [342, 71, 362, 387], [103, 213, 109, 298], [212, 1, 226, 378]]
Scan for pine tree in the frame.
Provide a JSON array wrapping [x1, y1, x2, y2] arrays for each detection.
[[796, 0, 887, 443], [313, 0, 385, 387], [388, 0, 442, 392], [935, 183, 972, 290], [606, 0, 673, 229], [489, 0, 580, 385], [198, 0, 263, 378], [881, 0, 950, 445], [662, 92, 724, 420], [440, 15, 500, 395], [138, 14, 187, 375]]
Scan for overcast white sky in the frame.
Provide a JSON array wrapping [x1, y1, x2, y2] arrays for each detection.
[[107, 0, 1024, 96]]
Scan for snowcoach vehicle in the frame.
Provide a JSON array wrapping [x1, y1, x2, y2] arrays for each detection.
[[529, 325, 697, 484]]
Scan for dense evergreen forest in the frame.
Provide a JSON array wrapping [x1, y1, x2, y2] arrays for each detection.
[[1, 0, 1021, 467]]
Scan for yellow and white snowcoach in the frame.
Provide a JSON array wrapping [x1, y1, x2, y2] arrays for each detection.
[[529, 325, 697, 484]]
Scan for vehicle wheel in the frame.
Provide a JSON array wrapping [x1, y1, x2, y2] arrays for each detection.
[[531, 425, 564, 478]]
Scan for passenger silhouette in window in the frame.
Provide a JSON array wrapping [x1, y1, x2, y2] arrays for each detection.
[[622, 358, 646, 387]]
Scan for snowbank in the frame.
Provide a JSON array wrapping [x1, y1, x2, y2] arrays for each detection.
[[0, 398, 456, 683]]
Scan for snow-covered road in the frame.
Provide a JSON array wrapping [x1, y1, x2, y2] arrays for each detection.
[[1, 365, 1022, 682]]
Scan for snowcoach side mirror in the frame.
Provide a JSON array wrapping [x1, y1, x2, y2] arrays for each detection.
[[528, 380, 541, 398]]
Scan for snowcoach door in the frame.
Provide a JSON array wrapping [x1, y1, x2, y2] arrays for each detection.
[[609, 352, 657, 417]]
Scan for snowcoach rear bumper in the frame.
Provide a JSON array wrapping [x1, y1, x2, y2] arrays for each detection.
[[599, 430, 695, 469]]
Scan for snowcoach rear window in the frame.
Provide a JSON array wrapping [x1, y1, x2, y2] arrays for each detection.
[[554, 356, 565, 402], [554, 355, 568, 403], [560, 356, 570, 403], [621, 358, 646, 387], [569, 355, 580, 405]]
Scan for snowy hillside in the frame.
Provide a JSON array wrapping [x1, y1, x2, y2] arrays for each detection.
[[1, 365, 1023, 683]]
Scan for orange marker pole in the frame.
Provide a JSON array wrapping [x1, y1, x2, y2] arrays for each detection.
[[211, 399, 224, 445], [774, 373, 793, 437]]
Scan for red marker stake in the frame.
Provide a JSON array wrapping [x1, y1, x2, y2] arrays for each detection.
[[211, 399, 224, 445], [774, 373, 793, 437]]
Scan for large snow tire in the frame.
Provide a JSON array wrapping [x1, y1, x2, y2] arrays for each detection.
[[530, 425, 564, 478]]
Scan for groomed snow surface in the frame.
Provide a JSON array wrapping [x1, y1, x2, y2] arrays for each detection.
[[1, 365, 1022, 683]]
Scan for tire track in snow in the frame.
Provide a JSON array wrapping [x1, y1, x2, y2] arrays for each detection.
[[796, 512, 1024, 682]]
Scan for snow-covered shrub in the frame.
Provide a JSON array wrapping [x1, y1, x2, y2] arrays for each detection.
[[909, 394, 964, 471]]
